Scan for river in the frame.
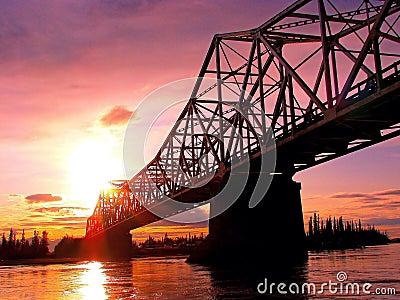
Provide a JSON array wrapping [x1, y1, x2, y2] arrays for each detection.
[[0, 243, 399, 299]]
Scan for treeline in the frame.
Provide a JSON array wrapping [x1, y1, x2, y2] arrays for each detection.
[[140, 232, 205, 248], [54, 235, 83, 258], [0, 229, 50, 259], [307, 213, 390, 250]]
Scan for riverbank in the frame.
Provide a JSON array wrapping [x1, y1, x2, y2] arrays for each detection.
[[3, 241, 399, 266], [0, 257, 84, 266], [0, 254, 192, 267], [133, 247, 193, 258]]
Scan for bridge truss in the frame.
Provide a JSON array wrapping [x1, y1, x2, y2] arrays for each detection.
[[86, 0, 400, 237]]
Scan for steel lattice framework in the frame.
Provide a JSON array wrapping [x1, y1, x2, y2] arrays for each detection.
[[86, 0, 400, 237]]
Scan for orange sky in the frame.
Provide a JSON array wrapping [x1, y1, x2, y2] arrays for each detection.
[[1, 0, 399, 241]]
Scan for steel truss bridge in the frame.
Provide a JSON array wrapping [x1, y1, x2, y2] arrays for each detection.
[[86, 0, 400, 238]]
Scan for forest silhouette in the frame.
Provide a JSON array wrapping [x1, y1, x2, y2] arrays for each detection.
[[0, 229, 50, 259], [0, 214, 391, 261], [307, 214, 390, 250]]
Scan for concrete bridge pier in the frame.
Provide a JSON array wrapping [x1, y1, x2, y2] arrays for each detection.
[[83, 231, 133, 259], [187, 173, 307, 266]]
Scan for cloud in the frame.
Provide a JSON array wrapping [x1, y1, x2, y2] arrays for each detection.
[[5, 194, 23, 202], [328, 192, 384, 201], [328, 189, 400, 203], [363, 218, 400, 226], [8, 194, 22, 198], [19, 216, 88, 228], [374, 189, 400, 197], [360, 200, 400, 209], [25, 194, 62, 204], [50, 216, 88, 222], [329, 192, 370, 199], [34, 207, 64, 213], [100, 105, 137, 127], [33, 206, 90, 214], [304, 210, 319, 214]]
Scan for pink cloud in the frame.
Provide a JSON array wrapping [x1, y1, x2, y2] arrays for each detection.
[[100, 105, 136, 127], [25, 194, 62, 204]]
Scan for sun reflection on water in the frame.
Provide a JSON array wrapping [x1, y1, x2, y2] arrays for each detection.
[[78, 262, 108, 299]]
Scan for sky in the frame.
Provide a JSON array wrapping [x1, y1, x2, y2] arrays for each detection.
[[1, 0, 399, 242]]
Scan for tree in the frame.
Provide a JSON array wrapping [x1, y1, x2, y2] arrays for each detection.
[[308, 217, 313, 237], [8, 228, 14, 247], [20, 229, 26, 249], [1, 233, 6, 247], [333, 217, 337, 233], [338, 217, 344, 233], [39, 231, 49, 257], [31, 230, 40, 256]]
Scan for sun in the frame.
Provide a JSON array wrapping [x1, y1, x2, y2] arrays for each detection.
[[68, 139, 123, 209]]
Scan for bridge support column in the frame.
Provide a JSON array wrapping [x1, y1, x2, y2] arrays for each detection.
[[83, 231, 133, 259], [187, 173, 307, 266]]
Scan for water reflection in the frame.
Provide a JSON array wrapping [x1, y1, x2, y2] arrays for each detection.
[[97, 257, 309, 299], [207, 263, 309, 299], [78, 262, 107, 299], [102, 257, 213, 299], [0, 244, 398, 299]]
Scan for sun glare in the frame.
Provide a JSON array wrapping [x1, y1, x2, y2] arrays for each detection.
[[68, 139, 123, 209], [78, 262, 107, 299]]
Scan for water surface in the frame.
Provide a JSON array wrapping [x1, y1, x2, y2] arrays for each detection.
[[0, 243, 399, 299]]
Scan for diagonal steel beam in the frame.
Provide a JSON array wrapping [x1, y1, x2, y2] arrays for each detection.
[[337, 0, 395, 106], [333, 2, 400, 41], [239, 39, 257, 104]]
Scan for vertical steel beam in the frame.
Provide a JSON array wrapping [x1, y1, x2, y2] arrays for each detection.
[[318, 0, 333, 107], [239, 39, 257, 104], [278, 47, 288, 133], [215, 39, 225, 161], [330, 45, 340, 97], [373, 36, 383, 90], [288, 75, 296, 132], [256, 38, 267, 142]]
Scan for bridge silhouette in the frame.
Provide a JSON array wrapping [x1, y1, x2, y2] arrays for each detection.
[[84, 0, 400, 264]]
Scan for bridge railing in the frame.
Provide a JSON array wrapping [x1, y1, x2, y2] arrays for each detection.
[[337, 60, 400, 109], [274, 59, 400, 140]]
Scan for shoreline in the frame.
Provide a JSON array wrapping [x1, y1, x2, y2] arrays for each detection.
[[2, 243, 398, 266], [0, 253, 191, 266], [0, 257, 84, 266]]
